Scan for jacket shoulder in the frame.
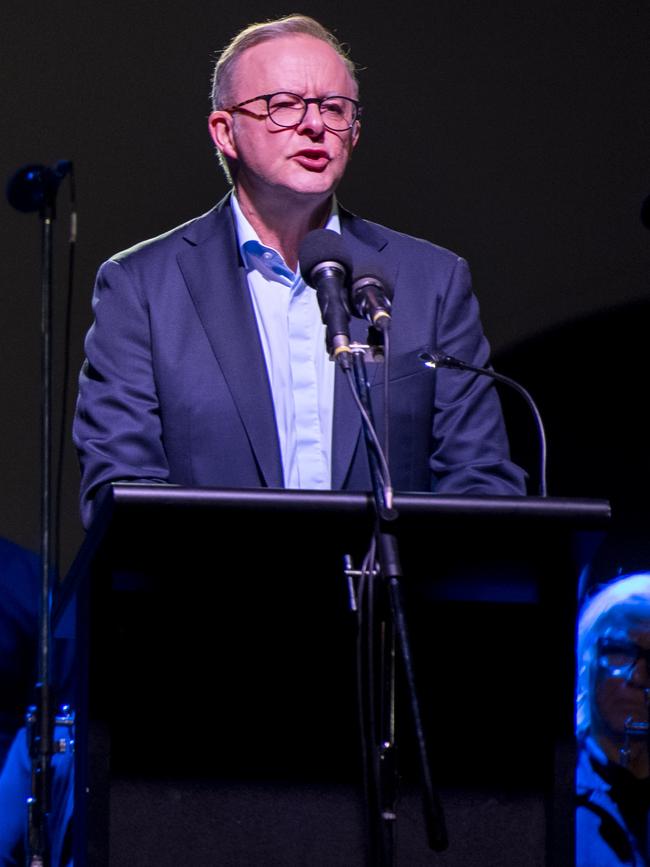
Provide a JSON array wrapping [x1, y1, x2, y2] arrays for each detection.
[[342, 209, 464, 268], [106, 198, 233, 271]]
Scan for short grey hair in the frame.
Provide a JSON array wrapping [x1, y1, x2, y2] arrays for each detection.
[[576, 573, 650, 737], [211, 15, 359, 111]]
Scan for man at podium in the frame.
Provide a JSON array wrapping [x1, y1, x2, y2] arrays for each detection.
[[73, 14, 526, 528]]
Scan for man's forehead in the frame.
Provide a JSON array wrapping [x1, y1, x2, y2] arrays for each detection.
[[232, 34, 357, 98]]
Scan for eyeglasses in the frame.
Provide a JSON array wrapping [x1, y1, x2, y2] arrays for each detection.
[[223, 91, 362, 132], [597, 636, 650, 679]]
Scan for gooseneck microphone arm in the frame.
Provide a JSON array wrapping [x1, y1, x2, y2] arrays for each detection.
[[419, 350, 548, 497]]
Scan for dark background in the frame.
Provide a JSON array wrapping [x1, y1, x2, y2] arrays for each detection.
[[2, 0, 649, 570]]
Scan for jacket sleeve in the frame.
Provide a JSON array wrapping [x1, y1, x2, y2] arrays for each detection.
[[73, 257, 170, 528], [429, 256, 527, 495]]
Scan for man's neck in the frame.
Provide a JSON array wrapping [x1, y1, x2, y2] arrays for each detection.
[[233, 184, 333, 271]]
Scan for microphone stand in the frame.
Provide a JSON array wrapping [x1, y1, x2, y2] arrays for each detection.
[[345, 345, 447, 866], [29, 193, 56, 867], [7, 163, 75, 866], [7, 163, 74, 866]]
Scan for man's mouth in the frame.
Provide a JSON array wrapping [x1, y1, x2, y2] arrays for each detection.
[[292, 149, 330, 171]]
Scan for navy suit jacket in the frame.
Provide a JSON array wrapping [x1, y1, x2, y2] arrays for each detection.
[[73, 196, 526, 527]]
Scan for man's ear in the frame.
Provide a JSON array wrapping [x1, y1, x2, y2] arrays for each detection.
[[349, 120, 361, 156], [208, 111, 237, 161], [351, 119, 361, 151]]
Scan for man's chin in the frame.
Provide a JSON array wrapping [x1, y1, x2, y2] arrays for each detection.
[[283, 164, 344, 194], [239, 172, 341, 212], [274, 180, 339, 205]]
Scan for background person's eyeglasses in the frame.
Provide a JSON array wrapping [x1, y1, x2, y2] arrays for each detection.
[[224, 91, 362, 132], [597, 636, 650, 679]]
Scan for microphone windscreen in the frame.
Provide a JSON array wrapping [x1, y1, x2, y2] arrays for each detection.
[[298, 229, 352, 277], [6, 164, 52, 213]]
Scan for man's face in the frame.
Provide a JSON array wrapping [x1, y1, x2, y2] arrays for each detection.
[[594, 624, 650, 736], [209, 35, 360, 207]]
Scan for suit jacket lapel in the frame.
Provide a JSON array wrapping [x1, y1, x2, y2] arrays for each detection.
[[176, 201, 284, 488]]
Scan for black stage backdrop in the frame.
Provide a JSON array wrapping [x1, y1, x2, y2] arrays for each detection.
[[1, 0, 649, 565]]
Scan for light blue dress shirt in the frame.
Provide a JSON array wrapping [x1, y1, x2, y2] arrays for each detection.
[[231, 195, 338, 489]]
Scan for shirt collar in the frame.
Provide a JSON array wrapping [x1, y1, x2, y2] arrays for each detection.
[[231, 193, 341, 285]]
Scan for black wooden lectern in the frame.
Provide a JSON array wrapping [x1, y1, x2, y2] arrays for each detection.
[[55, 485, 610, 866]]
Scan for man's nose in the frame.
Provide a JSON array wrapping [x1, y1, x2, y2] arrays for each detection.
[[297, 103, 325, 136]]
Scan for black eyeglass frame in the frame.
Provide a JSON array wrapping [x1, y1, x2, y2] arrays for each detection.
[[222, 91, 363, 131]]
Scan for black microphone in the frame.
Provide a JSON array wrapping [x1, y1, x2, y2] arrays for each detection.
[[350, 264, 393, 331], [299, 229, 353, 368], [6, 161, 72, 213]]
